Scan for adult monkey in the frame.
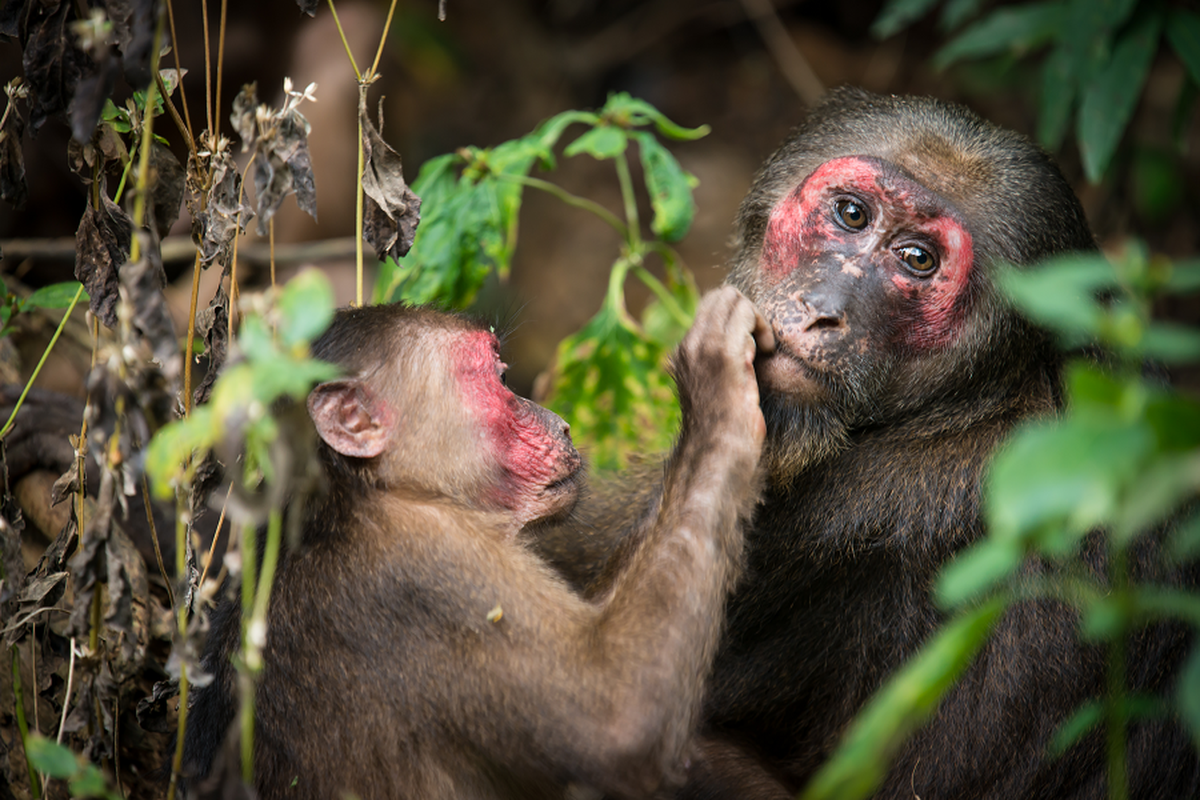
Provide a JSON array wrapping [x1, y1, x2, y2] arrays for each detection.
[[541, 87, 1199, 798], [184, 290, 773, 800]]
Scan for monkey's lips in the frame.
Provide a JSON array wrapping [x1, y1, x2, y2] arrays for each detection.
[[756, 344, 829, 403], [534, 453, 584, 519]]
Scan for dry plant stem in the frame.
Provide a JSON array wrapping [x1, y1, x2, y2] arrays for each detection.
[[201, 0, 212, 133], [142, 474, 175, 610], [238, 521, 257, 784], [227, 151, 257, 344], [55, 639, 75, 744], [167, 666, 189, 800], [183, 251, 203, 416], [164, 0, 195, 139], [0, 285, 86, 440], [328, 0, 366, 305], [156, 71, 197, 158], [370, 0, 400, 76], [11, 645, 41, 797], [198, 483, 234, 589], [215, 0, 228, 138]]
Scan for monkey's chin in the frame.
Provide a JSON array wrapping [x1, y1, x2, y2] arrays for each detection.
[[756, 349, 829, 405], [528, 467, 583, 525]]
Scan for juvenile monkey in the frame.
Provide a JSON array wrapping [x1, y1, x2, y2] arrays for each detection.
[[183, 288, 773, 799]]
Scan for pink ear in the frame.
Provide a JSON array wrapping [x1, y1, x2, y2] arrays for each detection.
[[307, 380, 391, 458]]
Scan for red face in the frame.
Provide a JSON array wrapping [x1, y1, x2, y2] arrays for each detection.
[[452, 330, 582, 527], [753, 155, 975, 402]]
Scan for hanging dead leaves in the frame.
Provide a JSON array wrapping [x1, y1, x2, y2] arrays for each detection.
[[360, 93, 422, 262]]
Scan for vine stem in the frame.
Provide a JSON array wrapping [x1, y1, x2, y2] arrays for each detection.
[[355, 86, 366, 306], [614, 149, 643, 253], [633, 265, 691, 329], [0, 284, 85, 441], [328, 0, 362, 81], [505, 173, 629, 238]]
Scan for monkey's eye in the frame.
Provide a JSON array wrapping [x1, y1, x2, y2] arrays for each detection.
[[834, 199, 868, 231], [897, 245, 938, 275]]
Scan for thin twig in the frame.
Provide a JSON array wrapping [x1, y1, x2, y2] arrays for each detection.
[[739, 0, 823, 106], [165, 0, 195, 140], [328, 0, 363, 81], [55, 639, 76, 744], [142, 474, 175, 610], [369, 0, 400, 78]]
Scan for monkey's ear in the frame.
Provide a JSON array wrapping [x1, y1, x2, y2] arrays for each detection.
[[307, 380, 391, 458]]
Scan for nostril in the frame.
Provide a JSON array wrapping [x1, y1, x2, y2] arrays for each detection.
[[805, 315, 844, 332]]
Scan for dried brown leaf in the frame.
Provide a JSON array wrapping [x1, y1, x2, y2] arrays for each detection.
[[0, 94, 28, 209], [74, 193, 133, 328], [192, 283, 229, 408], [148, 139, 185, 239], [253, 108, 317, 235], [230, 82, 258, 151], [192, 148, 253, 271], [359, 95, 421, 261], [121, 231, 180, 379]]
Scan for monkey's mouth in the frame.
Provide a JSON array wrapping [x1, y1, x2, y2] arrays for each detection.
[[756, 341, 828, 402]]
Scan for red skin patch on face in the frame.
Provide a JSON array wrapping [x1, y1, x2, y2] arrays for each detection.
[[452, 330, 572, 513], [762, 155, 974, 350]]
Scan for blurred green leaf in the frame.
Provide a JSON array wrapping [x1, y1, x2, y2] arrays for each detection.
[[641, 263, 699, 349], [564, 126, 627, 160], [871, 0, 941, 39], [933, 3, 1066, 69], [1164, 260, 1200, 294], [1169, 511, 1200, 563], [1038, 47, 1077, 151], [984, 415, 1154, 545], [1077, 9, 1163, 182], [801, 598, 1006, 800], [1140, 322, 1200, 364], [276, 268, 335, 348], [998, 256, 1112, 343], [25, 736, 79, 779], [632, 131, 697, 242], [1166, 9, 1200, 86], [939, 0, 987, 31], [936, 538, 1023, 607], [1049, 700, 1103, 755], [1181, 645, 1200, 749]]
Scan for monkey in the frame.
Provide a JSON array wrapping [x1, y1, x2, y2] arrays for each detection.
[[182, 288, 775, 800], [535, 87, 1199, 798]]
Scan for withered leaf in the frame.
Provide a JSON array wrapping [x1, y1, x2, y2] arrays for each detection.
[[230, 82, 258, 151], [75, 193, 133, 328], [120, 0, 157, 88], [192, 283, 229, 408], [192, 149, 253, 271], [296, 0, 319, 16], [18, 0, 88, 133], [0, 96, 27, 209], [148, 139, 185, 239], [253, 109, 317, 235], [135, 678, 179, 733], [70, 45, 119, 143], [105, 0, 135, 53], [121, 231, 179, 377], [359, 95, 421, 261]]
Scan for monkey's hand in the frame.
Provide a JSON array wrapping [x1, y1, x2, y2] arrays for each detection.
[[671, 286, 774, 464]]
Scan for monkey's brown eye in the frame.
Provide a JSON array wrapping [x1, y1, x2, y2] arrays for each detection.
[[898, 245, 937, 275], [835, 199, 868, 230]]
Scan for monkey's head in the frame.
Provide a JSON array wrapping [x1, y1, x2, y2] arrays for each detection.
[[728, 87, 1096, 480], [307, 305, 583, 531]]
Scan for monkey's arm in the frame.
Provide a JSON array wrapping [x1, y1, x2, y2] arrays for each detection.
[[446, 288, 771, 797]]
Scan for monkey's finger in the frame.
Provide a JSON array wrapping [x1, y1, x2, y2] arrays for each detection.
[[750, 308, 775, 355]]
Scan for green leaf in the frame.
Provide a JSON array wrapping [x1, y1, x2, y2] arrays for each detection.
[[276, 268, 334, 348], [933, 3, 1067, 69], [564, 125, 627, 160], [1163, 259, 1200, 294], [600, 93, 710, 141], [801, 598, 1007, 800], [1048, 700, 1103, 755], [1166, 9, 1200, 86], [939, 0, 988, 31], [1179, 644, 1200, 749], [1038, 47, 1077, 151], [25, 736, 80, 779], [145, 407, 217, 498], [1140, 322, 1200, 364], [632, 131, 697, 243], [21, 281, 86, 310], [69, 764, 112, 798], [871, 0, 940, 38], [936, 539, 1023, 608], [984, 414, 1154, 546], [1076, 10, 1164, 183], [998, 256, 1113, 343], [545, 298, 679, 471]]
